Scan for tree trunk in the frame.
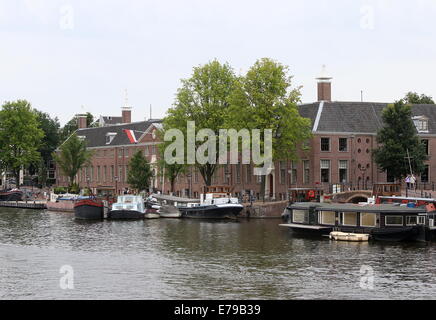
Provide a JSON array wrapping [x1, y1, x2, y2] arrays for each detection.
[[14, 170, 20, 189]]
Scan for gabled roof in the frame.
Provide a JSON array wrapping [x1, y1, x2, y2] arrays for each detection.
[[76, 120, 162, 148], [299, 101, 436, 134]]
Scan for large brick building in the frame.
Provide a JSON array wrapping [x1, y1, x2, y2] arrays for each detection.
[[56, 71, 436, 199]]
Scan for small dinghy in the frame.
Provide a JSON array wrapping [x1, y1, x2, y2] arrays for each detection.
[[329, 231, 369, 242]]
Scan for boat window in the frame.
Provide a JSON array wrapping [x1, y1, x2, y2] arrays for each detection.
[[406, 216, 417, 226], [385, 216, 404, 226], [320, 211, 335, 225], [292, 210, 309, 224], [342, 212, 357, 226], [361, 212, 377, 227]]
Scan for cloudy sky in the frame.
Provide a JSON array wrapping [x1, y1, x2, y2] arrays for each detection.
[[1, 0, 435, 125]]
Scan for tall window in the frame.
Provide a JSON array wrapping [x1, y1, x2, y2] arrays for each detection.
[[111, 165, 115, 182], [290, 161, 297, 185], [339, 160, 348, 183], [97, 166, 101, 182], [321, 138, 330, 152], [280, 161, 286, 184], [145, 146, 149, 156], [422, 139, 429, 155], [104, 166, 107, 182], [194, 167, 199, 183], [246, 164, 252, 184], [320, 160, 330, 183], [339, 138, 348, 152], [421, 165, 429, 183], [303, 160, 310, 184], [236, 164, 241, 184]]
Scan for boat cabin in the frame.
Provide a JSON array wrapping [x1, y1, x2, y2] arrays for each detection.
[[111, 195, 145, 213]]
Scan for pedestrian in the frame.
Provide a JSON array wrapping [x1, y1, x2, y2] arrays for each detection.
[[405, 175, 411, 189], [410, 174, 416, 191]]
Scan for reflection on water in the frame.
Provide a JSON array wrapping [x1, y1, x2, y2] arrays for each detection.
[[0, 208, 435, 299]]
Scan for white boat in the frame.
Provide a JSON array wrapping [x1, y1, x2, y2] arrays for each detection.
[[329, 231, 369, 242], [147, 194, 198, 218], [108, 195, 151, 220]]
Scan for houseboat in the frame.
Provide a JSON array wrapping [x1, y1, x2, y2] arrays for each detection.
[[280, 202, 436, 242], [108, 195, 149, 220], [179, 186, 244, 219]]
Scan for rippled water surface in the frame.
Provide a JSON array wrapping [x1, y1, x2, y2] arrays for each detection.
[[0, 208, 435, 299]]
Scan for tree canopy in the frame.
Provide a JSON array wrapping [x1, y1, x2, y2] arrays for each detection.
[[227, 58, 312, 198], [52, 133, 93, 190], [373, 100, 427, 181], [127, 150, 153, 192], [402, 92, 434, 104], [0, 100, 45, 186], [163, 59, 236, 186]]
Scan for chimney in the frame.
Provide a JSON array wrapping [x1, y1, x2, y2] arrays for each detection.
[[122, 89, 132, 124], [77, 114, 87, 129], [316, 65, 332, 102], [122, 106, 132, 124]]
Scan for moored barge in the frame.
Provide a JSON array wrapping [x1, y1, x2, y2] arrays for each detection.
[[280, 202, 436, 242], [74, 197, 104, 220]]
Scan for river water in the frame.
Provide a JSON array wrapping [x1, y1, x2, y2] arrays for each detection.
[[0, 208, 435, 300]]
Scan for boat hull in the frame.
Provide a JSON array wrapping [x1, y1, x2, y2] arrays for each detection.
[[180, 205, 243, 219], [74, 200, 104, 220], [369, 226, 421, 242], [107, 209, 145, 220], [0, 191, 23, 201]]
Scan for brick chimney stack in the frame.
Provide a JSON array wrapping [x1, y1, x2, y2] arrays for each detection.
[[122, 89, 132, 124], [77, 114, 87, 129], [316, 65, 332, 102]]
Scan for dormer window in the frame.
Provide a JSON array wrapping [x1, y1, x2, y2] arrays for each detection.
[[106, 132, 117, 144], [412, 116, 429, 133]]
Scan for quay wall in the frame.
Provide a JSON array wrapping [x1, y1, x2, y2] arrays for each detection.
[[241, 201, 287, 218]]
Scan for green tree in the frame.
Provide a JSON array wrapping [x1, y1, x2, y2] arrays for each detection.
[[163, 60, 236, 186], [157, 130, 186, 193], [0, 100, 44, 187], [227, 58, 312, 199], [127, 150, 153, 192], [402, 92, 434, 104], [33, 110, 61, 186], [60, 112, 96, 142], [373, 100, 427, 181], [52, 133, 93, 190]]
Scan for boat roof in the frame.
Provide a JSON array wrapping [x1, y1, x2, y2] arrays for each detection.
[[288, 202, 427, 214], [378, 196, 436, 202], [151, 194, 200, 203]]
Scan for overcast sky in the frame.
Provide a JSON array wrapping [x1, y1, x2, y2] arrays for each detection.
[[1, 0, 436, 125]]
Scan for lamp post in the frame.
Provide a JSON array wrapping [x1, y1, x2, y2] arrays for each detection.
[[114, 176, 119, 195], [360, 167, 367, 190]]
